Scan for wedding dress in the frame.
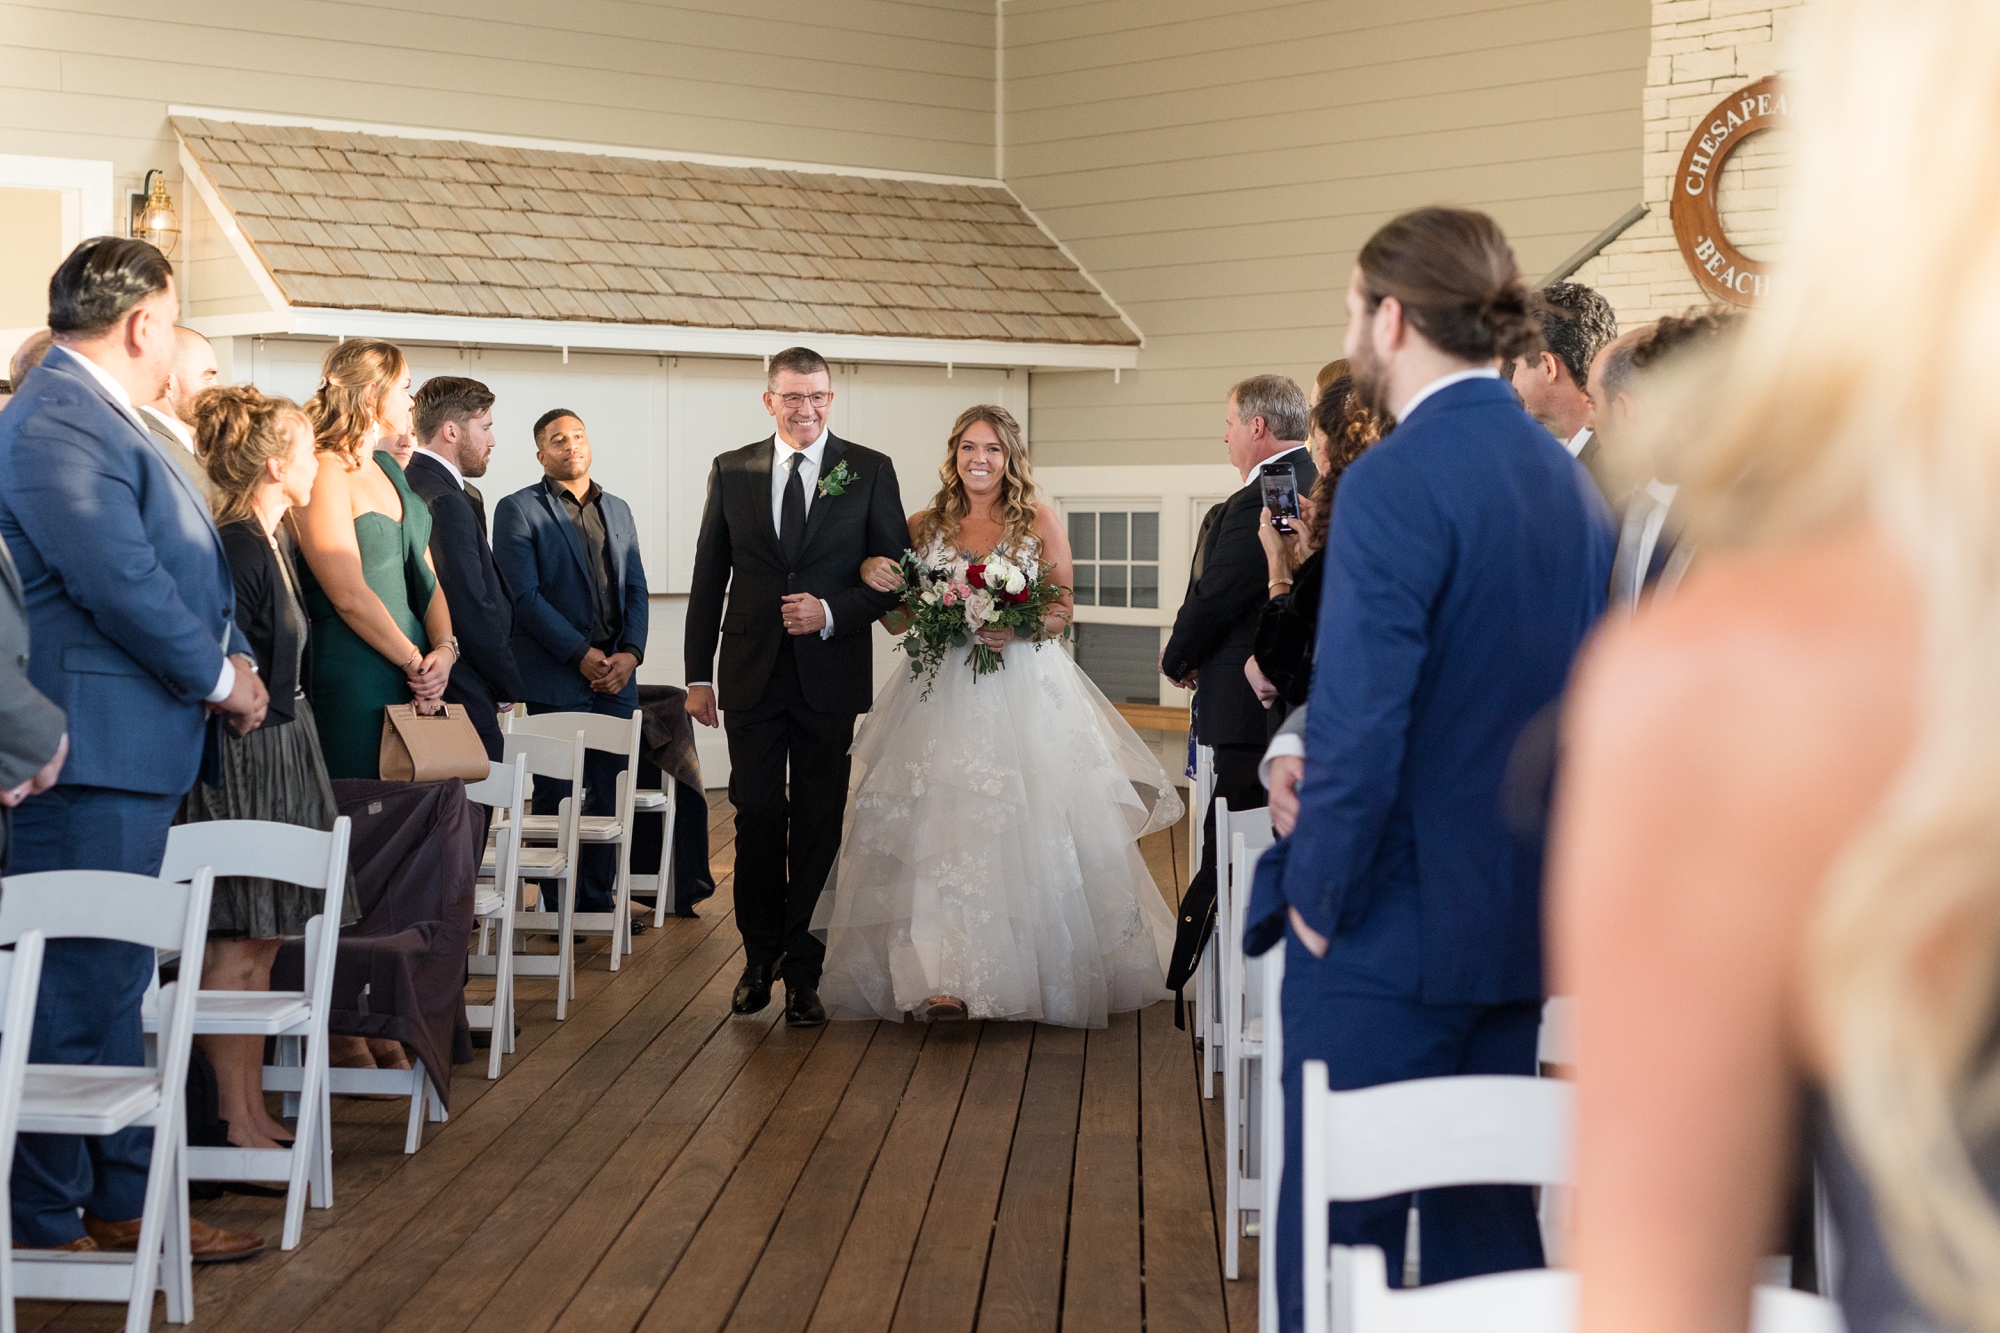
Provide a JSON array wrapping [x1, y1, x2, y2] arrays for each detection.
[[812, 532, 1183, 1028]]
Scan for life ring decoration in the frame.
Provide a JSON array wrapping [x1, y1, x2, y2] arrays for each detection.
[[1670, 74, 1794, 306]]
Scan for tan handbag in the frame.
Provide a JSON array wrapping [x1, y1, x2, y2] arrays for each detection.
[[379, 703, 489, 782]]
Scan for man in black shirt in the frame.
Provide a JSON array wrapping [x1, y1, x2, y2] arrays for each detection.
[[492, 409, 650, 919]]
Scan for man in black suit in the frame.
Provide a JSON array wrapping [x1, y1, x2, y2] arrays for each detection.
[[684, 346, 906, 1027], [406, 376, 524, 761], [1160, 374, 1317, 991]]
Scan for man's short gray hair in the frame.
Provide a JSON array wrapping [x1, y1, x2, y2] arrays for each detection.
[[1230, 374, 1309, 442]]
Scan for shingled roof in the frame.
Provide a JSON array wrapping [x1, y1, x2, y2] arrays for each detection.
[[172, 117, 1137, 348]]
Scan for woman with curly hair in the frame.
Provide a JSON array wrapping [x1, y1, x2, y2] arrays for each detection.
[[810, 404, 1183, 1027], [291, 338, 456, 779]]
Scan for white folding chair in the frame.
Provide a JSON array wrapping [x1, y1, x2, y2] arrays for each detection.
[[1335, 1242, 1842, 1333], [151, 819, 350, 1250], [1537, 997, 1575, 1067], [1220, 802, 1276, 1280], [0, 930, 48, 1333], [490, 729, 585, 1021], [465, 756, 528, 1080], [508, 711, 641, 968], [0, 868, 213, 1332], [1300, 1067, 1573, 1333], [627, 767, 676, 929], [1189, 743, 1220, 1098], [1259, 920, 1285, 1333]]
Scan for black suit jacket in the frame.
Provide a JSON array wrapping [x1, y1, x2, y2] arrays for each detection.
[[1162, 445, 1319, 748], [405, 453, 525, 718], [684, 434, 906, 715]]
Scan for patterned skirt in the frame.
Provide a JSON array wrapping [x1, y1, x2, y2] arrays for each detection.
[[176, 696, 362, 938]]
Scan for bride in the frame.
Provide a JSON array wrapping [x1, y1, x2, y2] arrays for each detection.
[[811, 404, 1183, 1027]]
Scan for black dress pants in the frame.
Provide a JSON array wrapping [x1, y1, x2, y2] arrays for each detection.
[[724, 641, 856, 988], [1167, 741, 1269, 992]]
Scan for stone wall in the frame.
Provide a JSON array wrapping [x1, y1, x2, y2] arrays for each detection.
[[1571, 0, 1810, 324]]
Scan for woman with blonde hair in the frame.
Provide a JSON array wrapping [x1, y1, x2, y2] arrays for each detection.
[[292, 339, 456, 779], [176, 386, 357, 1149], [812, 405, 1182, 1026], [1553, 2, 2000, 1329]]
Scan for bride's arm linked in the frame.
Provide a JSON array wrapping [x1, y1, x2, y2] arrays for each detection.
[[861, 515, 923, 633], [819, 456, 910, 638], [1030, 504, 1075, 641]]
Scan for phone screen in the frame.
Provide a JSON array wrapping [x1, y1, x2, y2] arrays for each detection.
[[1261, 464, 1300, 532]]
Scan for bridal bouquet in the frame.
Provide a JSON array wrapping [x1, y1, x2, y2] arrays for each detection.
[[895, 548, 1067, 698]]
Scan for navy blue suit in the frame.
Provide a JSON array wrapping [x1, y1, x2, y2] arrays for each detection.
[[1245, 376, 1613, 1326], [492, 478, 649, 912], [0, 345, 250, 1244]]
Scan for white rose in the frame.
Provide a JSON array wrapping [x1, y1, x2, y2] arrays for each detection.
[[984, 556, 1017, 590], [1004, 568, 1026, 595], [921, 588, 940, 605], [965, 590, 996, 627]]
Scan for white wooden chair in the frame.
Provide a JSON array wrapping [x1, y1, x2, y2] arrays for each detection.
[[508, 711, 641, 968], [1188, 743, 1220, 1098], [1333, 1242, 1841, 1333], [1258, 915, 1285, 1333], [151, 818, 351, 1250], [626, 767, 676, 929], [488, 729, 585, 1021], [465, 756, 528, 1079], [1220, 801, 1276, 1280], [1537, 997, 1575, 1067], [0, 868, 213, 1333], [0, 930, 48, 1333]]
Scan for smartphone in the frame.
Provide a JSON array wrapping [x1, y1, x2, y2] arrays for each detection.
[[1261, 463, 1301, 534]]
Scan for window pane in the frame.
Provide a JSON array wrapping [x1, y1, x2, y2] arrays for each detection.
[[1131, 511, 1159, 562], [1100, 563, 1128, 607], [1072, 563, 1096, 606], [1068, 511, 1095, 560], [1073, 623, 1165, 704], [1131, 562, 1158, 609], [1101, 512, 1128, 561]]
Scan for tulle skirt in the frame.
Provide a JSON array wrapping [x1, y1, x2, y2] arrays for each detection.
[[812, 636, 1183, 1028]]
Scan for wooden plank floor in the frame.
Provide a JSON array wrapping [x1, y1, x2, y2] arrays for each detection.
[[24, 793, 1253, 1333]]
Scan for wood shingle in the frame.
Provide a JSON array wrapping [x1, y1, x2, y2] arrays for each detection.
[[173, 117, 1134, 347]]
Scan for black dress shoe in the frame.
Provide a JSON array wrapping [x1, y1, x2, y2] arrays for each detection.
[[784, 984, 827, 1028], [732, 962, 775, 1015]]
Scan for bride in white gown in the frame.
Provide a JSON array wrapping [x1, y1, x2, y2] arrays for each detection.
[[811, 405, 1182, 1028]]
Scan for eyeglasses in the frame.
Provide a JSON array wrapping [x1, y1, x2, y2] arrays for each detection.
[[773, 392, 832, 410]]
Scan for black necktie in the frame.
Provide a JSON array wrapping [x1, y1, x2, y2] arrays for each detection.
[[781, 453, 807, 565], [464, 481, 488, 540]]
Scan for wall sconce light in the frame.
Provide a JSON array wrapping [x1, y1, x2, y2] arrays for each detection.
[[129, 170, 180, 257]]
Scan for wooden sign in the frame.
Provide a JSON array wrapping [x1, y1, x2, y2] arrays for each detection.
[[1670, 75, 1792, 306]]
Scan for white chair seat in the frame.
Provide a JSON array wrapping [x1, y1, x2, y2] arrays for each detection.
[[474, 887, 507, 917], [632, 790, 669, 811], [19, 1066, 162, 1136], [518, 813, 622, 842], [482, 845, 567, 876], [1245, 1015, 1264, 1044], [189, 991, 313, 1035]]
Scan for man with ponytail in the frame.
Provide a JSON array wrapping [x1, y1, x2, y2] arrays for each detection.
[[1242, 207, 1615, 1324]]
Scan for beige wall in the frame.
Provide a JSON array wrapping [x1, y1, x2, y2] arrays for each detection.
[[1570, 0, 1807, 323], [1007, 0, 1652, 467], [0, 0, 998, 214]]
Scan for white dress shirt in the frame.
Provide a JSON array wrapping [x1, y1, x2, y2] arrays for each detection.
[[1394, 366, 1500, 423], [1566, 426, 1592, 459], [49, 345, 237, 704], [414, 445, 466, 489]]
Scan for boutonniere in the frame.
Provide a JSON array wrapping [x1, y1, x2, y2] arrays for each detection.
[[817, 460, 856, 497]]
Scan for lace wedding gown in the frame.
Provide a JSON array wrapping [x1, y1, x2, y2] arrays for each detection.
[[812, 534, 1183, 1028]]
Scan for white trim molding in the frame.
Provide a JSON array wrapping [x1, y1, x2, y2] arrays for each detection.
[[183, 305, 1139, 372], [0, 154, 115, 248]]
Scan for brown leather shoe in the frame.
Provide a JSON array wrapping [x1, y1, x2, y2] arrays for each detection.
[[84, 1213, 265, 1264], [23, 1236, 97, 1252]]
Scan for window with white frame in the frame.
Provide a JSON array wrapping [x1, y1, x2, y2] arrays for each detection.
[[1067, 507, 1160, 609]]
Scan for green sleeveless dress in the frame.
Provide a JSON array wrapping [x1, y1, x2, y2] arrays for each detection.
[[299, 450, 438, 780]]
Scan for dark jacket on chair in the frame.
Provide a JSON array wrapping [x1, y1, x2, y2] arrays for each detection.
[[0, 538, 65, 866], [492, 477, 648, 709]]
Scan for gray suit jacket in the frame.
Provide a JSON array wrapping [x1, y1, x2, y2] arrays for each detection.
[[139, 406, 218, 509], [0, 538, 66, 865]]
